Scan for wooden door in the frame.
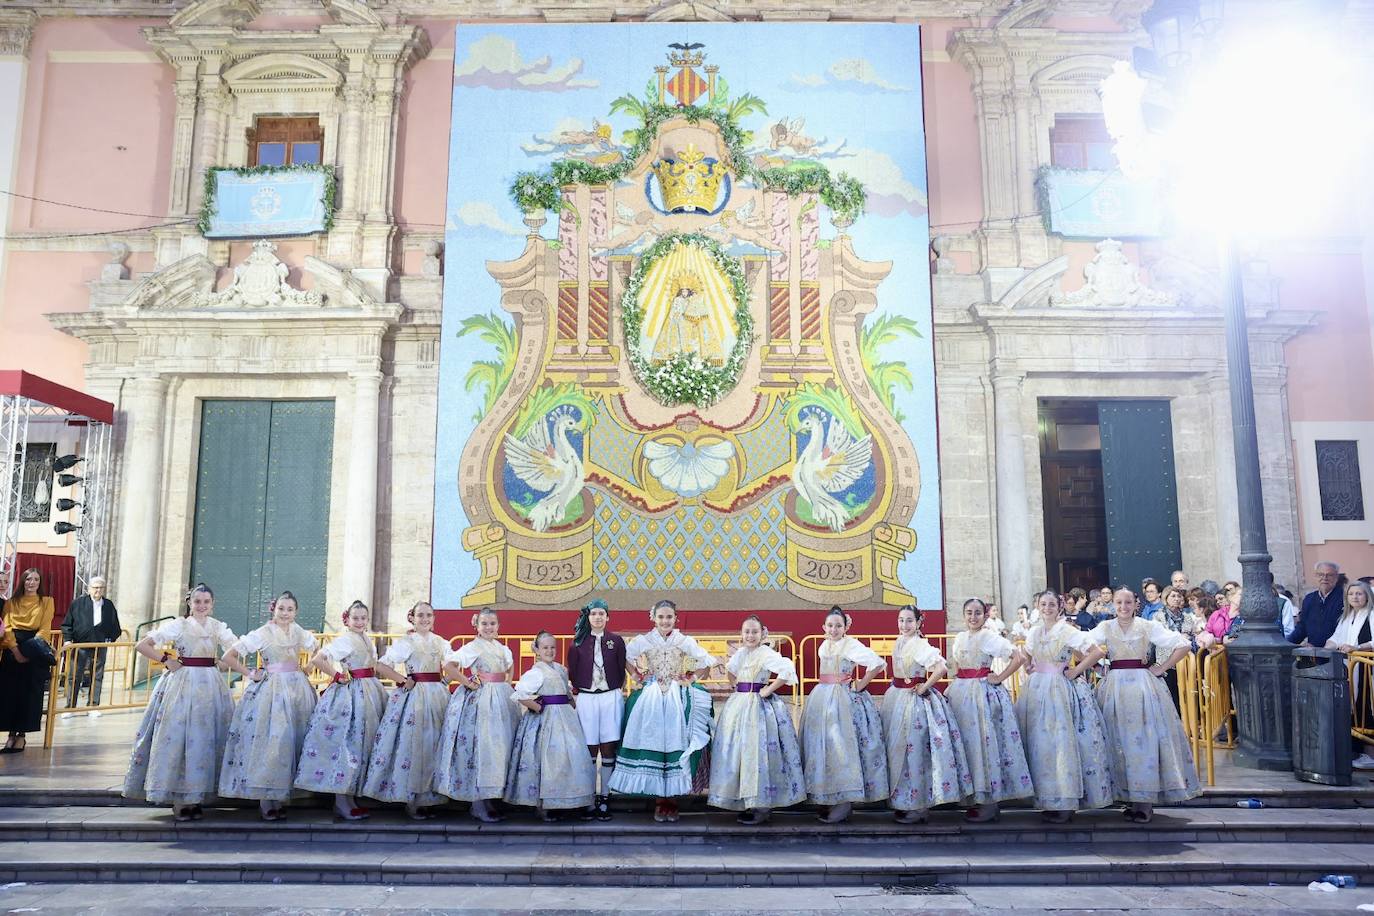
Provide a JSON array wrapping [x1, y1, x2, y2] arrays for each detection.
[[1039, 401, 1109, 593]]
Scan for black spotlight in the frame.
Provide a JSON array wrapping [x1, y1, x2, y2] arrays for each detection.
[[57, 473, 83, 488], [56, 498, 82, 512], [51, 454, 82, 474], [53, 521, 80, 535]]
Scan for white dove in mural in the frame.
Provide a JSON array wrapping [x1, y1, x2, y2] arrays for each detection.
[[503, 406, 585, 532], [792, 410, 872, 532]]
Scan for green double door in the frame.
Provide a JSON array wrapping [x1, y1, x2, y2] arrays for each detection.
[[188, 400, 335, 635]]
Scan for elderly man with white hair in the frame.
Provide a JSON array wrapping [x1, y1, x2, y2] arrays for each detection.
[[1287, 561, 1346, 649], [60, 576, 121, 710]]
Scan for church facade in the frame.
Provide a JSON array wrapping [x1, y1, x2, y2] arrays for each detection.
[[0, 0, 1369, 633]]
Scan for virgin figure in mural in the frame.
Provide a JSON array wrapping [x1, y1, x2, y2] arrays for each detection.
[[651, 271, 724, 364]]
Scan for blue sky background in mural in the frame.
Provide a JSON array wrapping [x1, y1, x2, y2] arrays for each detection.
[[434, 22, 942, 608]]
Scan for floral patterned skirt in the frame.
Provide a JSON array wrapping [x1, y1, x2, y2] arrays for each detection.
[[800, 684, 889, 804], [294, 676, 388, 796], [707, 693, 806, 811], [219, 671, 317, 801], [884, 685, 974, 812], [945, 677, 1034, 805], [1016, 672, 1115, 811], [503, 703, 596, 809], [123, 667, 234, 805], [360, 682, 448, 805], [433, 682, 518, 802], [1096, 669, 1200, 804]]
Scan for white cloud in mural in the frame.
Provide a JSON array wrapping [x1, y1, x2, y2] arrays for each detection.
[[449, 202, 523, 236], [788, 58, 912, 94], [829, 148, 928, 218], [454, 35, 598, 92]]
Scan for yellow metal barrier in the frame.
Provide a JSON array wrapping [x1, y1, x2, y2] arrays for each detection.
[[797, 633, 956, 697], [1349, 650, 1374, 747]]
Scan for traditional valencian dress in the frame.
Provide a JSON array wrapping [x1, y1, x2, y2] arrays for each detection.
[[433, 637, 517, 802], [608, 629, 715, 797], [124, 615, 237, 805], [800, 636, 889, 804], [1087, 617, 1200, 805], [945, 629, 1034, 805], [294, 630, 389, 797], [361, 632, 449, 807], [707, 645, 806, 812], [1016, 620, 1114, 811], [504, 660, 597, 810], [218, 622, 319, 803], [882, 635, 973, 813]]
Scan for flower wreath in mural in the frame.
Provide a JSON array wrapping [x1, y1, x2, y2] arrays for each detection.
[[621, 231, 753, 408]]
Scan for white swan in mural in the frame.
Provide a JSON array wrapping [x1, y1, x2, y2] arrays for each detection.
[[792, 410, 872, 532], [503, 406, 585, 532]]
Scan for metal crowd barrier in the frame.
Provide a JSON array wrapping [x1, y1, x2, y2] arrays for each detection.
[[1177, 645, 1231, 787], [1350, 650, 1374, 748]]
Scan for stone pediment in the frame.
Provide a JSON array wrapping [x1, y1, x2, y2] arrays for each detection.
[[167, 0, 383, 29]]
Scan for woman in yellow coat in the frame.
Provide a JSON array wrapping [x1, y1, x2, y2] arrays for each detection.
[[0, 568, 56, 753]]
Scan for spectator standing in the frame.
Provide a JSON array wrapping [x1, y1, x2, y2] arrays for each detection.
[[61, 576, 121, 710], [1275, 585, 1299, 639], [1288, 561, 1348, 648], [1324, 579, 1374, 769], [1170, 570, 1189, 591], [1139, 579, 1164, 621]]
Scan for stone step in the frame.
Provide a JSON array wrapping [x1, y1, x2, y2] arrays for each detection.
[[2, 837, 1370, 887], [1, 804, 1371, 847]]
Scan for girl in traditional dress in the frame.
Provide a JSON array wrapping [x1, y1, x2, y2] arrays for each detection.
[[1086, 586, 1199, 823], [295, 600, 388, 820], [801, 606, 888, 824], [708, 615, 805, 824], [883, 605, 973, 824], [504, 631, 597, 821], [218, 591, 319, 821], [361, 601, 450, 820], [434, 607, 517, 822], [567, 599, 627, 821], [124, 584, 237, 821], [1016, 589, 1115, 823], [608, 599, 715, 823], [945, 597, 1032, 823]]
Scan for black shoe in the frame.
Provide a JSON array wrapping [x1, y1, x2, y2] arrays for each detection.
[[595, 794, 613, 821]]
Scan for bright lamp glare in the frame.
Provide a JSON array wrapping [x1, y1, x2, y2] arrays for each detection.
[[1164, 28, 1372, 234]]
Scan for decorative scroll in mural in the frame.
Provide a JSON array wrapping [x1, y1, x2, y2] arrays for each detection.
[[434, 23, 941, 610]]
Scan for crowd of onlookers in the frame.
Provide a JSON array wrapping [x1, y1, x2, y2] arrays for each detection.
[[985, 562, 1374, 770]]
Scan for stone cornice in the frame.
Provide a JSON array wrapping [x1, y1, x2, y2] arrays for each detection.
[[0, 9, 37, 58]]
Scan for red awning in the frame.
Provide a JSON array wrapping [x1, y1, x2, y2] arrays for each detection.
[[0, 371, 114, 425]]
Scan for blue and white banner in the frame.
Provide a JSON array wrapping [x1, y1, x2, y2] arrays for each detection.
[[204, 167, 331, 238], [1042, 169, 1166, 239]]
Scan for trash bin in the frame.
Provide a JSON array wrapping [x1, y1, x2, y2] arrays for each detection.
[[1291, 647, 1353, 786]]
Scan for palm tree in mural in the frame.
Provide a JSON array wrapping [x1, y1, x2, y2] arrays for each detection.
[[859, 314, 922, 423], [458, 313, 518, 422]]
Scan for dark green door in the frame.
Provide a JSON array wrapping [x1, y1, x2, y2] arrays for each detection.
[[189, 400, 335, 634], [1098, 400, 1183, 592]]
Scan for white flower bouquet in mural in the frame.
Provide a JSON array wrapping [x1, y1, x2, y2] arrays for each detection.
[[436, 25, 941, 610]]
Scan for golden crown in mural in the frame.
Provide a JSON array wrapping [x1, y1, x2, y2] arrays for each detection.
[[652, 144, 725, 213], [669, 269, 704, 296]]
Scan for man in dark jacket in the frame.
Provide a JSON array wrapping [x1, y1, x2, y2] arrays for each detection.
[[1287, 561, 1346, 649], [61, 576, 121, 708]]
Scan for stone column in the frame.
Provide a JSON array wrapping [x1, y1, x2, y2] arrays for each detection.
[[341, 370, 382, 607], [1207, 371, 1242, 582], [115, 375, 169, 623], [167, 71, 200, 217], [991, 370, 1032, 609], [338, 81, 368, 217], [188, 79, 229, 213]]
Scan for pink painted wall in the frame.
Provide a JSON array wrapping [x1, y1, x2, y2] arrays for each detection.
[[921, 21, 983, 260], [393, 20, 456, 247]]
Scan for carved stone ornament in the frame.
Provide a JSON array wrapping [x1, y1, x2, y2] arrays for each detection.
[[1050, 238, 1177, 308], [194, 239, 323, 309]]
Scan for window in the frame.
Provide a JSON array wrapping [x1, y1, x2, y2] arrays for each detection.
[[12, 443, 56, 523], [1049, 114, 1115, 170], [247, 117, 323, 167], [1316, 440, 1365, 521]]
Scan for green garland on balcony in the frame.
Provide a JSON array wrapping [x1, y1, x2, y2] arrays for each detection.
[[198, 163, 337, 236]]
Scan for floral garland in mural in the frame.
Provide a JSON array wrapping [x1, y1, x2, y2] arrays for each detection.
[[197, 163, 337, 236], [509, 81, 867, 222], [622, 232, 753, 408]]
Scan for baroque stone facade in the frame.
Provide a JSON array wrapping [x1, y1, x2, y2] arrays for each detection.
[[4, 0, 1364, 628]]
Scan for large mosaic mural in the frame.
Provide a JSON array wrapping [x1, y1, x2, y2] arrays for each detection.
[[433, 23, 942, 610]]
